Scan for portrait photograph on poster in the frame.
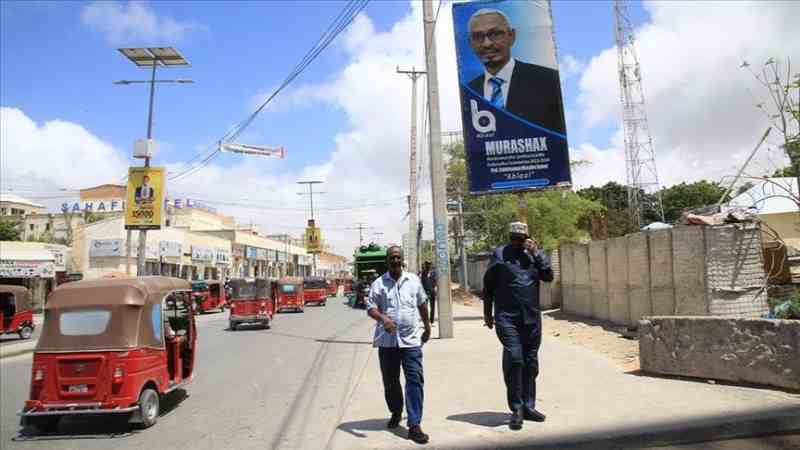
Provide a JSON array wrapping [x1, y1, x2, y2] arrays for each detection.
[[453, 0, 571, 194]]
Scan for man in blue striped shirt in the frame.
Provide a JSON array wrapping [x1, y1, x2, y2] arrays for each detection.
[[367, 245, 432, 444]]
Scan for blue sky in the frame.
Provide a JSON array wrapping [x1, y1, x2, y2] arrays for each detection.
[[0, 0, 642, 176], [2, 1, 795, 253]]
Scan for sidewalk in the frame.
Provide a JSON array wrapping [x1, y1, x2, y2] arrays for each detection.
[[328, 303, 800, 450]]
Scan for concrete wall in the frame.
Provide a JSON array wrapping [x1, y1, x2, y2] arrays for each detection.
[[607, 237, 630, 326], [560, 244, 577, 314], [639, 316, 800, 390], [671, 226, 708, 315], [649, 230, 675, 315], [558, 224, 768, 326], [589, 241, 609, 321], [573, 244, 591, 318], [627, 233, 652, 325]]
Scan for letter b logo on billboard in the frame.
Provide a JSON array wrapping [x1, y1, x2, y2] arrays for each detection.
[[470, 100, 495, 133]]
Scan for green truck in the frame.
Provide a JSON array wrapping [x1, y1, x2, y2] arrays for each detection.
[[349, 243, 387, 308]]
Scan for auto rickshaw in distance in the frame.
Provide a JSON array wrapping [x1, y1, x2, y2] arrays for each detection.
[[275, 277, 304, 313], [303, 276, 327, 306], [191, 280, 227, 313], [228, 278, 273, 330], [1, 285, 35, 340], [19, 277, 195, 434], [325, 279, 338, 298]]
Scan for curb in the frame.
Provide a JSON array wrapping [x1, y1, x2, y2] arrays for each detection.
[[0, 341, 37, 360]]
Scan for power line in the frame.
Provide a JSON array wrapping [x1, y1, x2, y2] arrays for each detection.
[[168, 0, 370, 182]]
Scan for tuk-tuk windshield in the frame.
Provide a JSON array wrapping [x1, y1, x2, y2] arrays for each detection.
[[280, 285, 297, 293]]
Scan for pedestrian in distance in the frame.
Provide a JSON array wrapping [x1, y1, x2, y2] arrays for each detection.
[[483, 221, 553, 430], [419, 261, 438, 324], [366, 245, 432, 444]]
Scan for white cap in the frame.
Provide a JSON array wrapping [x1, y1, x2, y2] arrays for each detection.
[[509, 221, 529, 236]]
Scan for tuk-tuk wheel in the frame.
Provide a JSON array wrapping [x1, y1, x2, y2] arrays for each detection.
[[137, 388, 160, 429], [18, 325, 33, 340], [229, 321, 237, 331]]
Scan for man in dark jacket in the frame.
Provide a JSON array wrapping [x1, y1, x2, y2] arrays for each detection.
[[419, 261, 437, 323], [483, 221, 553, 430]]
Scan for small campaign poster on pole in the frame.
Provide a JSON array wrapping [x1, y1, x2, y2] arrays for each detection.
[[125, 166, 165, 230]]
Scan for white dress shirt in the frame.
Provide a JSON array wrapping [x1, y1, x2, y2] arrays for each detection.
[[366, 271, 427, 348], [482, 58, 516, 108]]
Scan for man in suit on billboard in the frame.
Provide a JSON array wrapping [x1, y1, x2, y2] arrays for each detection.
[[467, 8, 566, 134]]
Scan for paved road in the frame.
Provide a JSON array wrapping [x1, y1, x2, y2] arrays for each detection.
[[0, 296, 375, 450]]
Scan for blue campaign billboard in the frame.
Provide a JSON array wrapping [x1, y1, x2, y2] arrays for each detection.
[[453, 0, 571, 194]]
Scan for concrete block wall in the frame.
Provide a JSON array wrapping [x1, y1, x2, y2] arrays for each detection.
[[589, 241, 609, 321], [639, 316, 800, 390], [607, 237, 631, 326], [560, 244, 577, 314], [671, 226, 708, 315], [549, 249, 562, 308], [649, 230, 676, 315], [558, 223, 768, 326], [573, 244, 592, 318], [705, 225, 769, 317], [627, 233, 652, 325]]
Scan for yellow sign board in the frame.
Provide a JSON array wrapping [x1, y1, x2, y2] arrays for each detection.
[[125, 166, 165, 230], [305, 225, 322, 254]]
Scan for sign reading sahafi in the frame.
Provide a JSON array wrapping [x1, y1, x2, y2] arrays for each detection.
[[453, 0, 571, 194]]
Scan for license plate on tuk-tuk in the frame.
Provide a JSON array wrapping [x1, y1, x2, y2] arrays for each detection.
[[68, 384, 89, 393]]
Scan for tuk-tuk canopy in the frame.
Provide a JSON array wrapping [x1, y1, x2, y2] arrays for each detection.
[[37, 277, 191, 352], [303, 276, 327, 289], [0, 284, 32, 310]]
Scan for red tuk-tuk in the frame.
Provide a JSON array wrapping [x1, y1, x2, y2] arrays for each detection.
[[303, 276, 327, 306], [326, 279, 338, 297], [19, 277, 195, 433], [228, 278, 273, 330], [343, 278, 353, 295], [1, 285, 35, 340], [275, 277, 304, 313], [191, 280, 227, 313]]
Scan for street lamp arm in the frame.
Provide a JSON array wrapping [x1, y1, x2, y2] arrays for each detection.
[[113, 79, 194, 85]]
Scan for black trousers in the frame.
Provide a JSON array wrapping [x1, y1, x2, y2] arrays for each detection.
[[426, 291, 436, 323], [495, 313, 541, 412]]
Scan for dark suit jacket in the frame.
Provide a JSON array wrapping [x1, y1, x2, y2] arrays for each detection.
[[135, 186, 154, 201], [469, 60, 566, 134]]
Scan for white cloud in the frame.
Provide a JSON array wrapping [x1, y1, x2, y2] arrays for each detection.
[[0, 107, 129, 203], [575, 0, 798, 189], [81, 1, 202, 45], [559, 53, 585, 79]]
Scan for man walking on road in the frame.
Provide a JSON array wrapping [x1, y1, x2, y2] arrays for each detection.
[[419, 261, 437, 324], [483, 222, 553, 430], [367, 245, 432, 444]]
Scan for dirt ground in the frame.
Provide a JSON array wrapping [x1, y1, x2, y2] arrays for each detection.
[[451, 288, 640, 372]]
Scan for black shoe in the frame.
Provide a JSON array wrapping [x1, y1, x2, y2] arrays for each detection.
[[509, 409, 523, 430], [387, 412, 402, 429], [408, 426, 430, 444], [523, 407, 546, 422]]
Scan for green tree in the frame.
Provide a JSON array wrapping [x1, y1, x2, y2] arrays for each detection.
[[658, 180, 727, 223], [445, 142, 602, 251], [0, 218, 22, 241], [577, 182, 638, 237]]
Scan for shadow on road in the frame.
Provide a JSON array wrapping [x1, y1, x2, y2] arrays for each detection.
[[12, 389, 190, 442], [447, 411, 508, 428], [624, 369, 800, 395], [337, 417, 408, 440]]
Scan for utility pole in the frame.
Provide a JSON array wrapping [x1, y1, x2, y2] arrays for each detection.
[[423, 0, 453, 339], [348, 223, 373, 246], [297, 180, 324, 276], [397, 66, 426, 274], [457, 195, 469, 290]]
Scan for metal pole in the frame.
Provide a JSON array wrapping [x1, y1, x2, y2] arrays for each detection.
[[398, 67, 425, 274], [137, 62, 157, 277], [458, 195, 469, 290], [423, 0, 452, 338]]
